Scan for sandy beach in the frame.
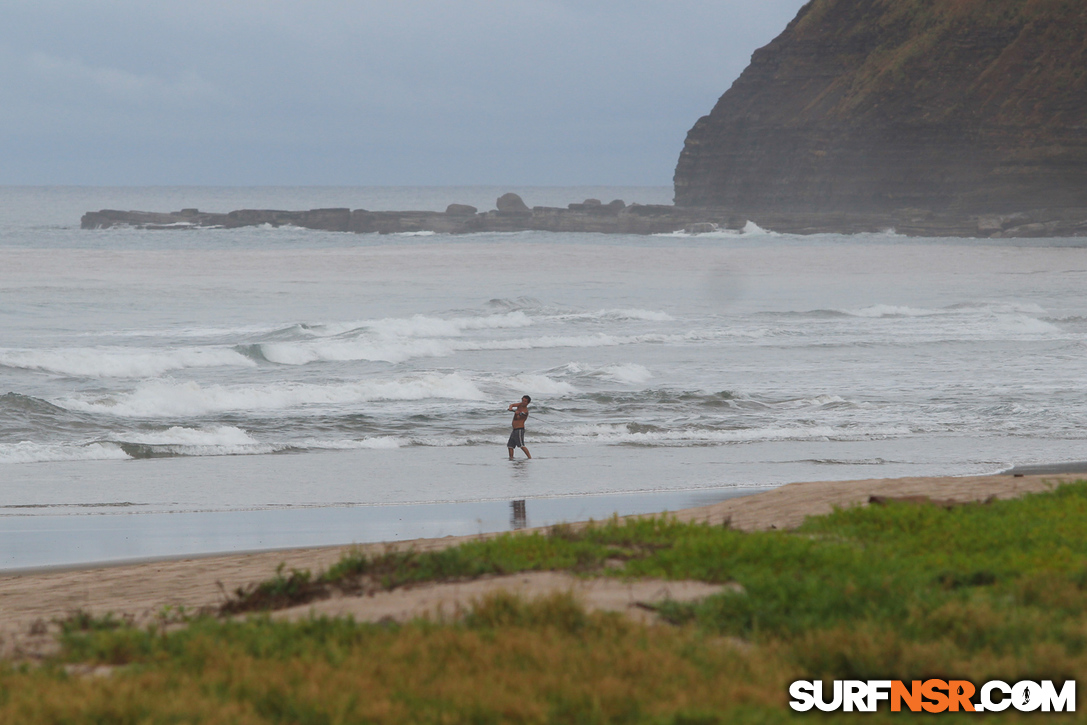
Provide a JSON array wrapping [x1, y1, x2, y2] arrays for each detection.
[[0, 471, 1080, 660]]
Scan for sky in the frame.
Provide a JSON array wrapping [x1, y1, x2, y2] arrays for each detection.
[[1, 1, 808, 186]]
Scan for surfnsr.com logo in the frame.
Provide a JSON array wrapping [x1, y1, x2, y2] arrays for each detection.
[[789, 680, 1075, 713]]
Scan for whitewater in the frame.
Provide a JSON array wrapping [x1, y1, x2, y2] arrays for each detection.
[[3, 186, 1087, 566]]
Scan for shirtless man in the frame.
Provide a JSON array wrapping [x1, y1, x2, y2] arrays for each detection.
[[506, 395, 532, 460]]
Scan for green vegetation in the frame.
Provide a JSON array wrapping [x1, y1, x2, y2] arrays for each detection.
[[4, 482, 1087, 722], [786, 0, 1087, 125]]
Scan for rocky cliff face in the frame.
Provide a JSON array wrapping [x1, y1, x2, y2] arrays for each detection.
[[674, 0, 1087, 220]]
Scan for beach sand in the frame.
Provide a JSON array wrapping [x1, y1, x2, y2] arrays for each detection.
[[0, 472, 1079, 660]]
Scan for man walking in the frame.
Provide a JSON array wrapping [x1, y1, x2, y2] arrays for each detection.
[[507, 395, 532, 460]]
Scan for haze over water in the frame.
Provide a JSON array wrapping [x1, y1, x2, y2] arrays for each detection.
[[3, 187, 1087, 565]]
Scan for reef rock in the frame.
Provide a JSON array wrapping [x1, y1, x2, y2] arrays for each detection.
[[82, 199, 745, 236], [495, 193, 530, 214]]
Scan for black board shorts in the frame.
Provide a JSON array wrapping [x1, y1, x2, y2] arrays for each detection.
[[507, 428, 526, 448]]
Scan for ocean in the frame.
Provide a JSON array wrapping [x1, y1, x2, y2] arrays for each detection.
[[3, 186, 1087, 568]]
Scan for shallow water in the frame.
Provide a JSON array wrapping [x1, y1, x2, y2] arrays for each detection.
[[3, 186, 1087, 566]]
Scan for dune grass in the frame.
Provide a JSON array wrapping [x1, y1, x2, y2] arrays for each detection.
[[5, 595, 796, 724], [3, 481, 1087, 722]]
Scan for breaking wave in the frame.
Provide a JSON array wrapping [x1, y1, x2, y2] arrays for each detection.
[[494, 373, 577, 396], [257, 332, 689, 366], [556, 362, 653, 385], [55, 373, 487, 418], [296, 436, 406, 450], [546, 423, 911, 446], [843, 305, 949, 318], [123, 425, 259, 447], [294, 312, 534, 339], [547, 309, 674, 322], [0, 347, 255, 378], [653, 220, 777, 238], [0, 441, 131, 464], [0, 392, 69, 416], [113, 425, 276, 458]]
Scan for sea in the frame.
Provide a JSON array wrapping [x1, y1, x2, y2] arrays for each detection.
[[3, 186, 1087, 569]]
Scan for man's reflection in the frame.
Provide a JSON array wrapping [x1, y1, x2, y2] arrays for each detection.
[[510, 499, 527, 530]]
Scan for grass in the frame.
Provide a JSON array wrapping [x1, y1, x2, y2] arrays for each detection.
[[3, 481, 1087, 722], [788, 0, 1087, 125], [4, 596, 796, 724]]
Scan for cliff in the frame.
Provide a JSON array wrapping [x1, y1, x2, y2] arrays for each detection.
[[674, 0, 1087, 235]]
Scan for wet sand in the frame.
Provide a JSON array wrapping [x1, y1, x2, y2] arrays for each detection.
[[0, 472, 1080, 659]]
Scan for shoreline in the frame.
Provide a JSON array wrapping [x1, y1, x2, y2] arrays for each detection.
[[5, 461, 1084, 575], [1, 471, 1083, 652], [0, 486, 767, 573]]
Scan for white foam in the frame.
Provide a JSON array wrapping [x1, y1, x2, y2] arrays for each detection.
[[0, 441, 131, 464], [556, 362, 653, 384], [843, 302, 1055, 322], [286, 312, 534, 339], [666, 223, 783, 238], [990, 314, 1062, 335], [727, 327, 777, 339], [553, 423, 910, 445], [125, 425, 259, 447], [412, 435, 493, 447], [605, 309, 673, 322], [300, 436, 407, 450], [497, 374, 577, 395], [844, 305, 947, 318], [949, 301, 1049, 316], [0, 346, 256, 378], [261, 338, 455, 365], [142, 441, 277, 457], [559, 423, 632, 437], [600, 363, 653, 384], [653, 226, 745, 238], [472, 333, 681, 351], [260, 312, 537, 364], [772, 395, 851, 409], [85, 323, 281, 340], [367, 312, 534, 337], [309, 434, 516, 449], [303, 435, 492, 449], [550, 309, 674, 322], [57, 373, 487, 418], [555, 361, 653, 384], [741, 220, 778, 236], [260, 332, 682, 366]]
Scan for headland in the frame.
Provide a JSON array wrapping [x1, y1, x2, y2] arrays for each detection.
[[674, 0, 1087, 238]]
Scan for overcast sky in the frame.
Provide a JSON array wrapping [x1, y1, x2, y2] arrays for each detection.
[[1, 1, 807, 186]]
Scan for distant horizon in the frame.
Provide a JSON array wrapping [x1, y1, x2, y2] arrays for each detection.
[[0, 1, 807, 187]]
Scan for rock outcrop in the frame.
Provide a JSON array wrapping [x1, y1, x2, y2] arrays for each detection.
[[495, 193, 531, 214], [81, 195, 747, 236], [674, 0, 1087, 235]]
